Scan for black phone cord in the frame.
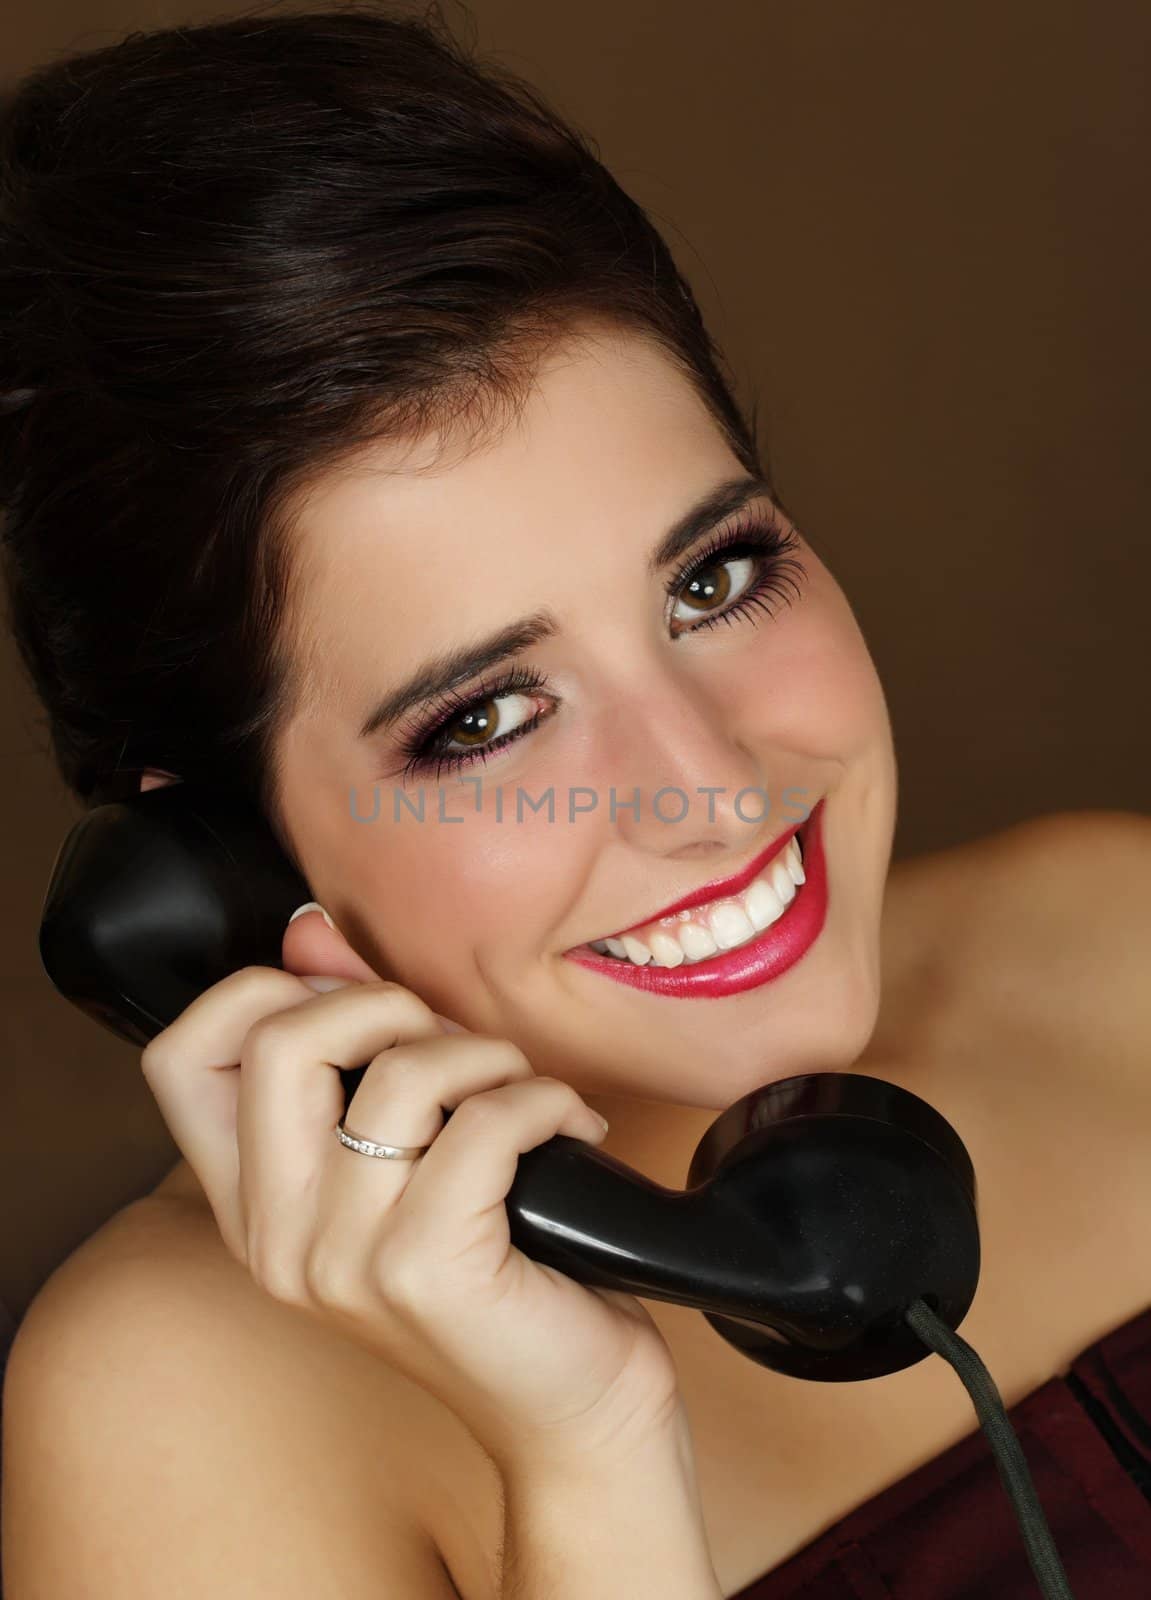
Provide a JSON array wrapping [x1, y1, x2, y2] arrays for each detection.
[[903, 1298, 1075, 1599]]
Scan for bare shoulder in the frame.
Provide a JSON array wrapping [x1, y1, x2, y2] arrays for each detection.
[[3, 1191, 504, 1599], [892, 804, 1150, 912], [880, 808, 1151, 1112], [876, 810, 1151, 1367], [952, 808, 1151, 1102], [961, 805, 1151, 896]]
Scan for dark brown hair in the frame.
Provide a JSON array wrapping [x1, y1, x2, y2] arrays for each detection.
[[0, 0, 768, 859]]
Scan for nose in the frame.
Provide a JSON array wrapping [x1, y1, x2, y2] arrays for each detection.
[[600, 670, 774, 860]]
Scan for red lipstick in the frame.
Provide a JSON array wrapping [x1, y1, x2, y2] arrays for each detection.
[[600, 815, 806, 938], [563, 798, 827, 998]]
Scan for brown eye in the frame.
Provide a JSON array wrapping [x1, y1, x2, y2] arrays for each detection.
[[398, 661, 554, 781], [673, 552, 756, 621], [440, 691, 538, 753], [446, 697, 500, 747]]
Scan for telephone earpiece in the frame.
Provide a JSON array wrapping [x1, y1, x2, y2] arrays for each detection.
[[38, 781, 980, 1382], [510, 1072, 978, 1381]]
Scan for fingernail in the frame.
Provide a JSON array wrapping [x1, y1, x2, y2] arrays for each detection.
[[301, 974, 353, 992], [289, 901, 336, 931]]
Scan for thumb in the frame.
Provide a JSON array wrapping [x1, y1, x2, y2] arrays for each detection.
[[281, 900, 383, 986], [282, 902, 467, 1033]]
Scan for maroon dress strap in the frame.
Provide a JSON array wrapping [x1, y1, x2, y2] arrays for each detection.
[[728, 1305, 1151, 1599]]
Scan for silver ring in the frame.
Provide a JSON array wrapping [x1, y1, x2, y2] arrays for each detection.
[[334, 1116, 431, 1160]]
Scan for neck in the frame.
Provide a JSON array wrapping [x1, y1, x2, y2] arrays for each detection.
[[582, 1090, 720, 1190], [586, 1048, 925, 1191]]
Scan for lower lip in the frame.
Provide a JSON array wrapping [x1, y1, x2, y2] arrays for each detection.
[[564, 798, 828, 998]]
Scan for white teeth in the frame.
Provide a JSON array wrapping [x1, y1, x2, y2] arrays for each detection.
[[770, 857, 796, 906], [787, 835, 806, 885], [586, 826, 809, 968], [648, 930, 686, 968], [679, 921, 719, 960], [744, 876, 785, 931], [707, 901, 756, 950]]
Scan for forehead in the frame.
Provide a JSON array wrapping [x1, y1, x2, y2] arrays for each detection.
[[282, 325, 735, 707]]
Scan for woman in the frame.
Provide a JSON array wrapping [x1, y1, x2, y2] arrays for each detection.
[[2, 7, 1149, 1598]]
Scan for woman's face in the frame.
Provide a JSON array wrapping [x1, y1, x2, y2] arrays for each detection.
[[273, 323, 897, 1114]]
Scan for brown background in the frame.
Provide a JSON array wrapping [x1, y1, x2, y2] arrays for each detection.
[[2, 0, 1148, 1322]]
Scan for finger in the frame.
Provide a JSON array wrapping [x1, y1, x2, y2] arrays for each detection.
[[315, 1034, 537, 1253], [140, 967, 326, 1255], [281, 903, 383, 986], [385, 1076, 606, 1274], [235, 981, 446, 1257]]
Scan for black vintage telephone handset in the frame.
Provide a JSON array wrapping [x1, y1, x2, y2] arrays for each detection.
[[38, 780, 1074, 1596]]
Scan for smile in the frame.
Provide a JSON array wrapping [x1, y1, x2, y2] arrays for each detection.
[[589, 833, 805, 967], [563, 798, 827, 998]]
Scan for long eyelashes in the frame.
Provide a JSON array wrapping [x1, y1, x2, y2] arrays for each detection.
[[666, 515, 806, 628], [396, 662, 553, 786], [392, 512, 807, 782]]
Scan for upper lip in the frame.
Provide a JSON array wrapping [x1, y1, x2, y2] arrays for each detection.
[[588, 814, 808, 945]]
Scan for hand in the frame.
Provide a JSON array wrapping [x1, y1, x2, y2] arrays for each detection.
[[138, 905, 685, 1474]]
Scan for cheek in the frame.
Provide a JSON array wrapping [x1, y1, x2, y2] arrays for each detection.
[[350, 803, 580, 985], [739, 566, 889, 760]]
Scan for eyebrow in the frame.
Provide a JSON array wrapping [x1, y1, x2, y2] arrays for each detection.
[[356, 471, 775, 740]]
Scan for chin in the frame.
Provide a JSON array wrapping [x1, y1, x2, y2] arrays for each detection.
[[674, 944, 883, 1111], [705, 1031, 878, 1110]]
